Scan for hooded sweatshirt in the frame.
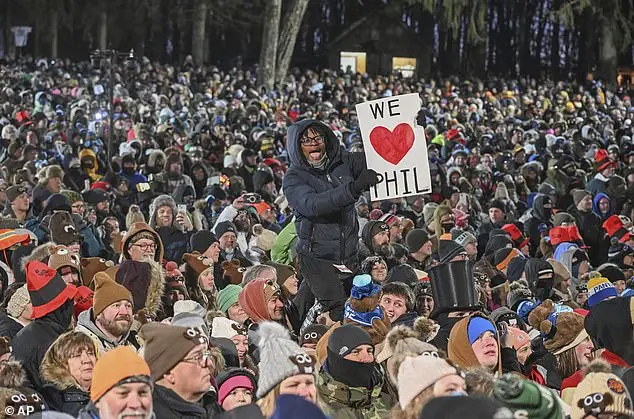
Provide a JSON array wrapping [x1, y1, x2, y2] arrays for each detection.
[[78, 148, 102, 182], [447, 313, 503, 375]]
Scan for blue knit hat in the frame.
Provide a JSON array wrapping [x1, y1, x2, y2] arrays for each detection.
[[587, 277, 618, 307]]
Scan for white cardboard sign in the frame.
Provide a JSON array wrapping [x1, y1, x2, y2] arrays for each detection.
[[355, 93, 432, 201]]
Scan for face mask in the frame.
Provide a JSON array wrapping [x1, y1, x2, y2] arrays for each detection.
[[542, 208, 552, 219]]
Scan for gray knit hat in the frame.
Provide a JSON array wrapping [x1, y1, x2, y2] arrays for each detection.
[[255, 321, 314, 398]]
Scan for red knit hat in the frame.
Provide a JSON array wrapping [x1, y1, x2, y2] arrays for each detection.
[[594, 149, 617, 172], [502, 224, 529, 249], [603, 215, 632, 244], [26, 260, 77, 319]]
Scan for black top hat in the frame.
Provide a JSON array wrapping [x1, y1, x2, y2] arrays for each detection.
[[429, 260, 480, 317]]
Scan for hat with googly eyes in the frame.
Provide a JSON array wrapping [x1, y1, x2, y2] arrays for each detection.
[[139, 322, 209, 381]]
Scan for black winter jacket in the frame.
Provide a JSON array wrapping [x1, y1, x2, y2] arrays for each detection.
[[152, 384, 208, 419], [12, 299, 74, 392], [283, 120, 366, 264], [0, 310, 24, 339]]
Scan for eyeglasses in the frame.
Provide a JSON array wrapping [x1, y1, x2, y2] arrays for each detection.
[[132, 242, 156, 251], [182, 350, 211, 367], [300, 133, 325, 145], [72, 203, 85, 209]]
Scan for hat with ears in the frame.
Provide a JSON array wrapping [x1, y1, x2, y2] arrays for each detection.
[[222, 259, 244, 285], [252, 224, 277, 251], [80, 257, 115, 288], [49, 211, 82, 246], [48, 245, 81, 276], [183, 251, 214, 277], [527, 299, 587, 355]]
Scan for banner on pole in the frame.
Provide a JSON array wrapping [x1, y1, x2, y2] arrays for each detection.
[[355, 93, 432, 201]]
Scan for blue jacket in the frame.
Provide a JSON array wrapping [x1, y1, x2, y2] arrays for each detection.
[[282, 120, 366, 263]]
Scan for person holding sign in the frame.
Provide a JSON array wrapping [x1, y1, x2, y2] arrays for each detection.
[[283, 120, 378, 323]]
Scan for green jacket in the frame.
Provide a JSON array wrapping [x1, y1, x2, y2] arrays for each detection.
[[271, 217, 297, 265], [317, 371, 391, 419]]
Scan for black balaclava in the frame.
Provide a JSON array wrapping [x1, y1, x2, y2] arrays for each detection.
[[326, 324, 377, 388]]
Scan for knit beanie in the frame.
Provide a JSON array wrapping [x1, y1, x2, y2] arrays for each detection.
[[6, 185, 28, 203], [263, 262, 296, 287], [369, 221, 389, 239], [189, 231, 219, 253], [215, 221, 237, 239], [489, 199, 507, 213], [327, 323, 373, 358], [171, 311, 209, 338], [553, 212, 576, 227], [140, 323, 208, 381], [217, 284, 242, 313], [490, 306, 523, 330], [587, 277, 618, 307], [527, 299, 588, 355], [255, 321, 314, 398], [93, 271, 133, 317], [597, 263, 626, 284], [238, 278, 281, 322], [493, 373, 563, 419], [572, 189, 592, 207], [369, 209, 383, 220], [571, 360, 634, 419], [438, 240, 467, 264], [506, 280, 534, 311], [452, 230, 477, 248], [385, 264, 419, 286], [549, 259, 572, 285], [6, 284, 30, 318], [494, 248, 521, 271], [216, 368, 257, 407], [90, 346, 152, 402], [211, 316, 247, 340], [467, 316, 497, 345], [397, 354, 458, 409], [173, 299, 206, 319], [405, 229, 429, 253]]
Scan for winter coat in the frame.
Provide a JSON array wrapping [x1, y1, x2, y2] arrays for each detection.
[[0, 311, 24, 339], [26, 213, 102, 257], [157, 226, 191, 263], [152, 384, 208, 419], [40, 357, 90, 416], [271, 217, 297, 265], [75, 308, 141, 356], [567, 206, 607, 267], [118, 170, 147, 191], [282, 120, 366, 264], [12, 300, 74, 392], [524, 194, 554, 257], [31, 184, 52, 217], [586, 173, 609, 196], [317, 370, 390, 419]]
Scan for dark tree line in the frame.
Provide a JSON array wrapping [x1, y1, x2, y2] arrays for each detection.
[[2, 0, 633, 85]]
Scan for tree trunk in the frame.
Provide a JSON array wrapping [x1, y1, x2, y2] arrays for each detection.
[[275, 0, 309, 84], [50, 8, 59, 58], [598, 21, 617, 89], [98, 8, 108, 50], [258, 0, 281, 90], [192, 0, 207, 64]]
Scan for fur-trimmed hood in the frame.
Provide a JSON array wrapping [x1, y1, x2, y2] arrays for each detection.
[[20, 243, 54, 273], [0, 361, 27, 388], [40, 356, 81, 391], [148, 194, 177, 230], [120, 222, 164, 262]]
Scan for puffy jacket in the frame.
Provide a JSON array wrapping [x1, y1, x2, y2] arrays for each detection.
[[282, 120, 366, 264], [317, 370, 390, 419]]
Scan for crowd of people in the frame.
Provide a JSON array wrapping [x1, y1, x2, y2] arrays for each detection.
[[0, 54, 632, 419]]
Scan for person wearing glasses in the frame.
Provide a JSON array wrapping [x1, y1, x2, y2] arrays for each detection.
[[140, 323, 212, 419], [283, 120, 379, 325], [115, 222, 166, 321]]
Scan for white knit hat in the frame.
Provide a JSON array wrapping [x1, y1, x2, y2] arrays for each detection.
[[173, 300, 206, 319], [211, 317, 246, 339], [255, 322, 314, 398], [397, 354, 458, 409], [7, 284, 30, 318]]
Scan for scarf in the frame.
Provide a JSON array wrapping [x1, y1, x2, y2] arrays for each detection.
[[308, 153, 328, 171]]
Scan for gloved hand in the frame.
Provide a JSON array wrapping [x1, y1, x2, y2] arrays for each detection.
[[353, 169, 379, 194]]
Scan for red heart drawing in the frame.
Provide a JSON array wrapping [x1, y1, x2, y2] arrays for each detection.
[[369, 123, 415, 165]]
